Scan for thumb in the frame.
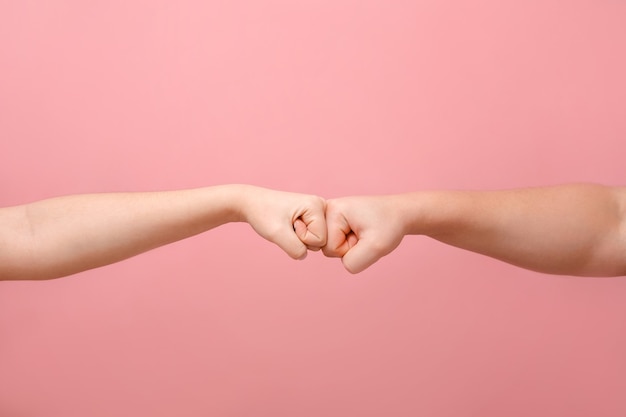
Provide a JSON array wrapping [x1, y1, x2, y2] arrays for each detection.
[[295, 199, 327, 249], [294, 217, 327, 251], [341, 240, 380, 274], [294, 219, 318, 251]]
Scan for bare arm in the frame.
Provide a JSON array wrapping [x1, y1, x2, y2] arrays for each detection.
[[0, 185, 326, 280], [324, 184, 626, 276]]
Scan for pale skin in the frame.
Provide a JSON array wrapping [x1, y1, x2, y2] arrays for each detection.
[[1, 183, 625, 280], [0, 185, 327, 280], [323, 184, 626, 276]]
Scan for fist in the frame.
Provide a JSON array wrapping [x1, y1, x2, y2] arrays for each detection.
[[240, 186, 327, 260], [323, 195, 406, 273]]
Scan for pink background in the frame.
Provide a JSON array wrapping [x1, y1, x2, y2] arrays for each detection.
[[1, 1, 625, 416]]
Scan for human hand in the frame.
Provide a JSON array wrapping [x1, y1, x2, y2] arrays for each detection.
[[323, 195, 407, 273], [238, 185, 327, 260]]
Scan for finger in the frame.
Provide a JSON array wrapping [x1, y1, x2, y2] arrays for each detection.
[[293, 218, 308, 239], [297, 201, 327, 248], [323, 216, 352, 258], [346, 231, 358, 248], [294, 219, 323, 252]]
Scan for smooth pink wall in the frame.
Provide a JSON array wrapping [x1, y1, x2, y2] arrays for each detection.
[[1, 1, 625, 416]]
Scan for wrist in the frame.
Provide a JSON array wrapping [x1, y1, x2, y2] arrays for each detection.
[[221, 184, 250, 223], [394, 192, 430, 236], [401, 190, 471, 238]]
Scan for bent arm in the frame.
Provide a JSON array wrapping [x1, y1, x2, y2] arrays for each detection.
[[404, 184, 626, 276]]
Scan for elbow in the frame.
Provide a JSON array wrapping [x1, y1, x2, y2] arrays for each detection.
[[0, 268, 29, 281], [598, 191, 626, 277], [0, 266, 62, 281], [592, 186, 626, 277], [616, 188, 626, 276], [0, 265, 35, 281]]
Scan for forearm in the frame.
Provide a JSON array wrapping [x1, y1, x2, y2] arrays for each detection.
[[402, 184, 626, 276], [0, 185, 243, 280]]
